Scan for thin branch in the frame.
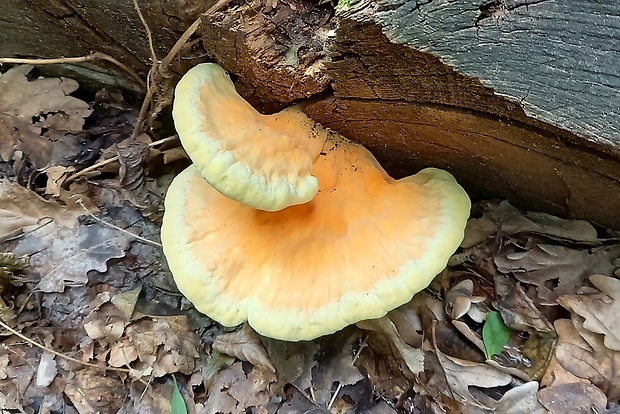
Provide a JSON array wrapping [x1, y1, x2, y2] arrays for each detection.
[[133, 0, 158, 67], [0, 318, 130, 373], [131, 0, 159, 140], [159, 16, 202, 72], [159, 0, 235, 73], [327, 335, 367, 410], [65, 135, 177, 183], [77, 200, 162, 248], [0, 53, 146, 89]]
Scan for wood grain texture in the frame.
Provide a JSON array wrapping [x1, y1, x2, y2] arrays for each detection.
[[366, 0, 620, 146], [306, 13, 620, 228]]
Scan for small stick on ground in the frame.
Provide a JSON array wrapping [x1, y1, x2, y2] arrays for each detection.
[[0, 53, 146, 89], [77, 199, 162, 247], [327, 335, 368, 409], [131, 0, 160, 140], [65, 135, 177, 184], [0, 318, 131, 373], [131, 0, 236, 138]]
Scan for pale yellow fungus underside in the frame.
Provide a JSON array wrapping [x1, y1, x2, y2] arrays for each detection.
[[172, 63, 326, 211], [162, 134, 470, 341]]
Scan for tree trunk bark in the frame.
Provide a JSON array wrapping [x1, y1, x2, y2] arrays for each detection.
[[2, 0, 619, 228]]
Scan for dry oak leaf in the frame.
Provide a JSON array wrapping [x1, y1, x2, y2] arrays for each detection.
[[461, 200, 598, 248], [0, 65, 92, 168], [494, 273, 554, 332], [310, 332, 365, 406], [495, 244, 620, 305], [434, 348, 512, 411], [553, 317, 620, 401], [203, 362, 277, 414], [124, 315, 200, 377], [358, 316, 424, 375], [13, 221, 133, 293], [213, 324, 275, 373], [538, 382, 607, 414], [558, 275, 620, 351], [262, 337, 318, 390], [0, 180, 125, 293], [0, 179, 85, 242], [64, 369, 125, 414], [492, 381, 547, 414]]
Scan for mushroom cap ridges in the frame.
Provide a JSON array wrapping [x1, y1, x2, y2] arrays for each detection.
[[172, 63, 326, 211], [161, 136, 470, 341]]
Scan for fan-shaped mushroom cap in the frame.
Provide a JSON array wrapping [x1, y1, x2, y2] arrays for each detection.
[[172, 63, 326, 211], [162, 133, 470, 341]]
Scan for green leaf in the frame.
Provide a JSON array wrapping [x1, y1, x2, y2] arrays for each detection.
[[482, 311, 511, 359], [170, 375, 188, 414]]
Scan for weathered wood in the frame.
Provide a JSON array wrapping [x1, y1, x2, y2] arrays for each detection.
[[199, 0, 334, 108], [1, 0, 620, 228], [367, 0, 620, 147], [303, 2, 620, 228]]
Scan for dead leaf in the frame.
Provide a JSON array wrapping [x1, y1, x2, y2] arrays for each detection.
[[14, 220, 133, 293], [493, 381, 547, 414], [0, 179, 88, 242], [358, 316, 424, 375], [445, 279, 487, 322], [494, 273, 554, 332], [118, 137, 150, 191], [110, 286, 142, 320], [558, 275, 620, 351], [64, 369, 124, 413], [462, 200, 598, 248], [35, 352, 57, 387], [203, 362, 277, 414], [0, 65, 92, 168], [434, 348, 512, 411], [262, 338, 318, 390], [124, 315, 200, 377], [553, 317, 620, 400], [538, 382, 606, 414], [119, 378, 190, 414], [311, 332, 365, 405], [212, 324, 275, 373], [495, 244, 620, 304], [0, 391, 30, 414], [201, 351, 236, 390], [108, 340, 139, 367]]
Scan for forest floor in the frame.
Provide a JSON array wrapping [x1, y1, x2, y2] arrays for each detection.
[[0, 64, 619, 414]]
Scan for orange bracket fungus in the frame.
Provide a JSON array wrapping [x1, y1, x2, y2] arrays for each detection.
[[162, 63, 471, 341]]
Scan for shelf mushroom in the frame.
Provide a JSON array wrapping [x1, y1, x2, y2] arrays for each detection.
[[162, 63, 471, 341]]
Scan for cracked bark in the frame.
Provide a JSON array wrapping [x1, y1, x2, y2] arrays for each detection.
[[1, 0, 619, 227]]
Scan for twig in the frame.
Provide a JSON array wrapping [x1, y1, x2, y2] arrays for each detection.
[[77, 200, 162, 247], [133, 0, 235, 138], [327, 383, 343, 409], [133, 0, 158, 67], [65, 135, 177, 183], [131, 0, 160, 140], [0, 318, 130, 373], [327, 335, 368, 410], [0, 53, 146, 89], [206, 0, 238, 16], [159, 16, 202, 72], [158, 0, 233, 73]]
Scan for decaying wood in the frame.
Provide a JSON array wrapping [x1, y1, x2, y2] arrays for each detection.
[[1, 0, 619, 227]]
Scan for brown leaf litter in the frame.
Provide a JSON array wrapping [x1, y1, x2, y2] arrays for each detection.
[[2, 68, 620, 414]]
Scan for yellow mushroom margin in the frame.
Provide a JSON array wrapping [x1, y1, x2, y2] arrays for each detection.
[[172, 63, 326, 212], [161, 138, 470, 341]]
